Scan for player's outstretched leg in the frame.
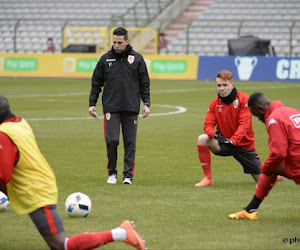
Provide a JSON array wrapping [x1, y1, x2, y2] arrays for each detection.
[[119, 220, 145, 250]]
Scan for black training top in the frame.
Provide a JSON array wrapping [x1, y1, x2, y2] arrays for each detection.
[[89, 45, 150, 114]]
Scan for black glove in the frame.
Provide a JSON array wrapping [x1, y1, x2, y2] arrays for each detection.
[[214, 130, 234, 145], [214, 130, 221, 140]]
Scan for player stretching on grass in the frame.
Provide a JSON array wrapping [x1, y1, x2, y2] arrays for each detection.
[[0, 95, 145, 250], [229, 92, 300, 219], [195, 70, 262, 187]]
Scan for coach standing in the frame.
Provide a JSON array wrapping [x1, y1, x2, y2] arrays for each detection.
[[89, 27, 151, 185]]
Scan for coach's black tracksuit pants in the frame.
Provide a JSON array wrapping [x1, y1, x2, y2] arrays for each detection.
[[104, 111, 138, 181]]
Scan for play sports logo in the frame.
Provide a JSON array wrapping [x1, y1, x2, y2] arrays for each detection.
[[3, 58, 38, 72], [63, 58, 98, 73]]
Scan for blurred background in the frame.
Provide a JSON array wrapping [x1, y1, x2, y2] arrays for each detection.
[[1, 2, 300, 249], [1, 0, 299, 56]]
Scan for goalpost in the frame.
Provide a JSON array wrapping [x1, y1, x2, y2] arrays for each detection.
[[63, 27, 158, 54], [63, 27, 108, 54]]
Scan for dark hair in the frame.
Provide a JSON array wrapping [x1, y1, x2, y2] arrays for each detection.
[[248, 92, 264, 108], [113, 27, 128, 40], [0, 95, 9, 113]]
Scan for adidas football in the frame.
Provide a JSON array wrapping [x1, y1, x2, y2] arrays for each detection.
[[65, 192, 91, 217], [0, 191, 10, 212]]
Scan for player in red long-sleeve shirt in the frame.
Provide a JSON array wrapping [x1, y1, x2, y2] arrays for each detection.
[[229, 92, 300, 220], [0, 95, 145, 250], [195, 70, 262, 187]]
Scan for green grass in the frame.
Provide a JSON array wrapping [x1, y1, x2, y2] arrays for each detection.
[[1, 78, 300, 249]]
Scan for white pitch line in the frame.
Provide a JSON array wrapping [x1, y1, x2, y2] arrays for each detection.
[[26, 104, 187, 121], [7, 84, 300, 98], [8, 92, 87, 98], [153, 84, 300, 94], [153, 88, 201, 94], [150, 104, 187, 116], [27, 117, 96, 121]]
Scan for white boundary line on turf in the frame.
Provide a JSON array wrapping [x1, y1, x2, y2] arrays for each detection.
[[9, 93, 86, 98], [26, 104, 187, 121], [8, 83, 300, 98]]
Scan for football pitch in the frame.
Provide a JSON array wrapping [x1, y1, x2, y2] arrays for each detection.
[[1, 78, 300, 249]]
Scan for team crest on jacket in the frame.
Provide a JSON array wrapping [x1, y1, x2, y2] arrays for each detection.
[[290, 114, 300, 128], [128, 55, 134, 64], [233, 99, 239, 109]]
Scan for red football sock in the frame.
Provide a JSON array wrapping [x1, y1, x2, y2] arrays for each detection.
[[254, 174, 277, 201], [197, 145, 212, 179], [66, 231, 113, 250]]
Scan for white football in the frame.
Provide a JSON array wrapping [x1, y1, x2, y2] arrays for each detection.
[[65, 192, 91, 217], [0, 191, 10, 212]]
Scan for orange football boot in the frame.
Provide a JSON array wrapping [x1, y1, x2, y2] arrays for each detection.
[[194, 177, 214, 187], [119, 220, 145, 250]]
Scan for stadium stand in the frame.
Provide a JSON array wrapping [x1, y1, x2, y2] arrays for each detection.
[[0, 0, 171, 53], [1, 0, 299, 56], [161, 0, 300, 57]]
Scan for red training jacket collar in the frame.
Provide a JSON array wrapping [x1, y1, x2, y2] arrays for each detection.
[[265, 101, 284, 120]]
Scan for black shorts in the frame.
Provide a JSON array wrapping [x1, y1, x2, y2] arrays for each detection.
[[29, 205, 65, 236], [214, 144, 261, 175]]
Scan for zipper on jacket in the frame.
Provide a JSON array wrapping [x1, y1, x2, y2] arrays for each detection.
[[120, 58, 124, 111]]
